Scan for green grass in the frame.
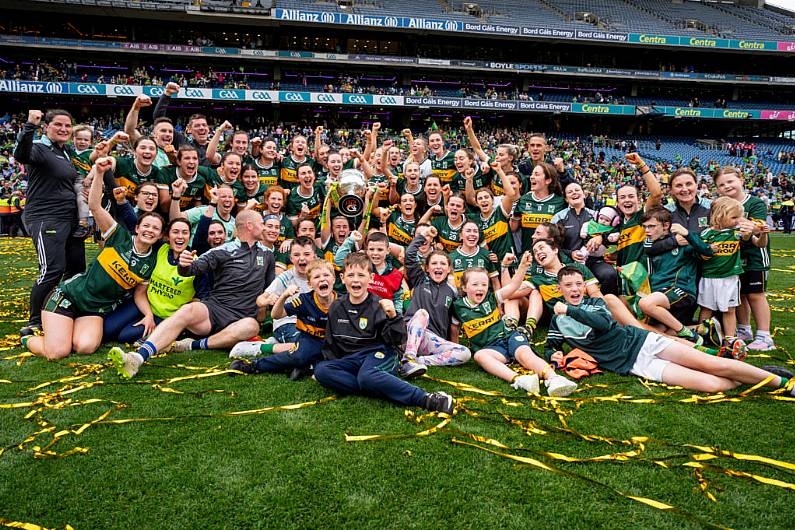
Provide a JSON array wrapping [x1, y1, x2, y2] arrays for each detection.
[[2, 236, 795, 530]]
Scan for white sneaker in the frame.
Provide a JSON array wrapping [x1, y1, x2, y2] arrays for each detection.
[[229, 341, 265, 359], [747, 337, 777, 351], [736, 328, 753, 342], [172, 338, 194, 352], [107, 347, 143, 379], [511, 374, 540, 395], [545, 375, 578, 397]]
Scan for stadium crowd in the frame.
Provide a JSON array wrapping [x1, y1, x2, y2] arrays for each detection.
[[7, 82, 795, 414]]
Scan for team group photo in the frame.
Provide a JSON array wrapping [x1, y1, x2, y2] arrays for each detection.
[[2, 0, 795, 528]]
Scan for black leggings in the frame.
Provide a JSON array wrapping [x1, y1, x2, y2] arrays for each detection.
[[26, 218, 85, 327], [586, 257, 618, 296]]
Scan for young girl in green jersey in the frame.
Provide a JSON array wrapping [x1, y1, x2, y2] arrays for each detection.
[[453, 251, 578, 397], [715, 166, 775, 351], [693, 196, 769, 354]]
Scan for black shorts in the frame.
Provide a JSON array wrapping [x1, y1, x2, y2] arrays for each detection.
[[740, 270, 767, 294], [43, 287, 101, 320], [202, 301, 249, 334], [663, 287, 697, 325], [645, 287, 696, 327]]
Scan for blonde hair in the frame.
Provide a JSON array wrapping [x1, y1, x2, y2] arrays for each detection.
[[459, 267, 490, 296], [307, 259, 334, 280], [72, 124, 93, 138], [709, 196, 744, 229]]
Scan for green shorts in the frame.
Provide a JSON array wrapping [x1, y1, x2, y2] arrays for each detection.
[[43, 287, 100, 320]]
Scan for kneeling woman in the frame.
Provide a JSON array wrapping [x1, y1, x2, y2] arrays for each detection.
[[102, 217, 209, 344], [25, 158, 163, 359]]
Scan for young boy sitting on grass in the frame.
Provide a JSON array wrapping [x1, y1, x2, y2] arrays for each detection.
[[638, 207, 711, 346], [547, 266, 793, 394], [313, 252, 455, 414], [228, 259, 337, 380]]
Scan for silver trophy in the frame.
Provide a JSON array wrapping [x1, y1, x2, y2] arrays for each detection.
[[336, 168, 367, 217]]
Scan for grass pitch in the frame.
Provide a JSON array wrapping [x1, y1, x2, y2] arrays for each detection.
[[1, 236, 794, 530]]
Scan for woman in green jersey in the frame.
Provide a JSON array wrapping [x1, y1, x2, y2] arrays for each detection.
[[512, 162, 566, 254], [25, 158, 164, 360], [467, 164, 520, 263], [236, 164, 268, 213]]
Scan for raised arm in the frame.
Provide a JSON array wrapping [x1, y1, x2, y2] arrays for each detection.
[[495, 252, 532, 300], [14, 111, 44, 164], [124, 95, 151, 145], [206, 120, 233, 166], [88, 157, 118, 234], [624, 153, 662, 210], [464, 116, 489, 163], [312, 125, 324, 161], [153, 82, 180, 120], [362, 122, 380, 162]]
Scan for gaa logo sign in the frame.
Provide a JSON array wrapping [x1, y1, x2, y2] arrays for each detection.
[[113, 85, 137, 96], [377, 96, 398, 105], [252, 91, 272, 100], [45, 82, 63, 94], [184, 88, 205, 98], [219, 90, 240, 99], [317, 93, 336, 102], [348, 95, 368, 104], [284, 92, 306, 102], [76, 84, 99, 94], [148, 87, 165, 97], [338, 195, 364, 217]]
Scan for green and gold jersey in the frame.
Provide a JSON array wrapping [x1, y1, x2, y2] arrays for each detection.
[[60, 223, 157, 314], [449, 247, 497, 287], [452, 292, 506, 351], [517, 192, 567, 253], [254, 158, 280, 187], [235, 183, 269, 211], [114, 157, 160, 200], [700, 227, 743, 278], [470, 206, 514, 261], [430, 150, 456, 185], [431, 216, 465, 253], [386, 210, 416, 246], [285, 184, 325, 223], [279, 155, 315, 190], [451, 167, 489, 194], [527, 262, 597, 310], [740, 195, 770, 271], [276, 214, 295, 247], [157, 165, 217, 210], [617, 210, 646, 266], [71, 148, 93, 178]]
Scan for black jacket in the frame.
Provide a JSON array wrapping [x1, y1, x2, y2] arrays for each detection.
[[322, 293, 407, 359], [14, 122, 79, 223]]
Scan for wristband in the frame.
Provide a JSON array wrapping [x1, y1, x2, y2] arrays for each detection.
[[209, 201, 218, 207]]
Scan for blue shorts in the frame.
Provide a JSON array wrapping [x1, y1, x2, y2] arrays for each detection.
[[483, 331, 531, 362]]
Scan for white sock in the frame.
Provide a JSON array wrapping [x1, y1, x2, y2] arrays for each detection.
[[756, 330, 771, 340], [738, 324, 752, 335]]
